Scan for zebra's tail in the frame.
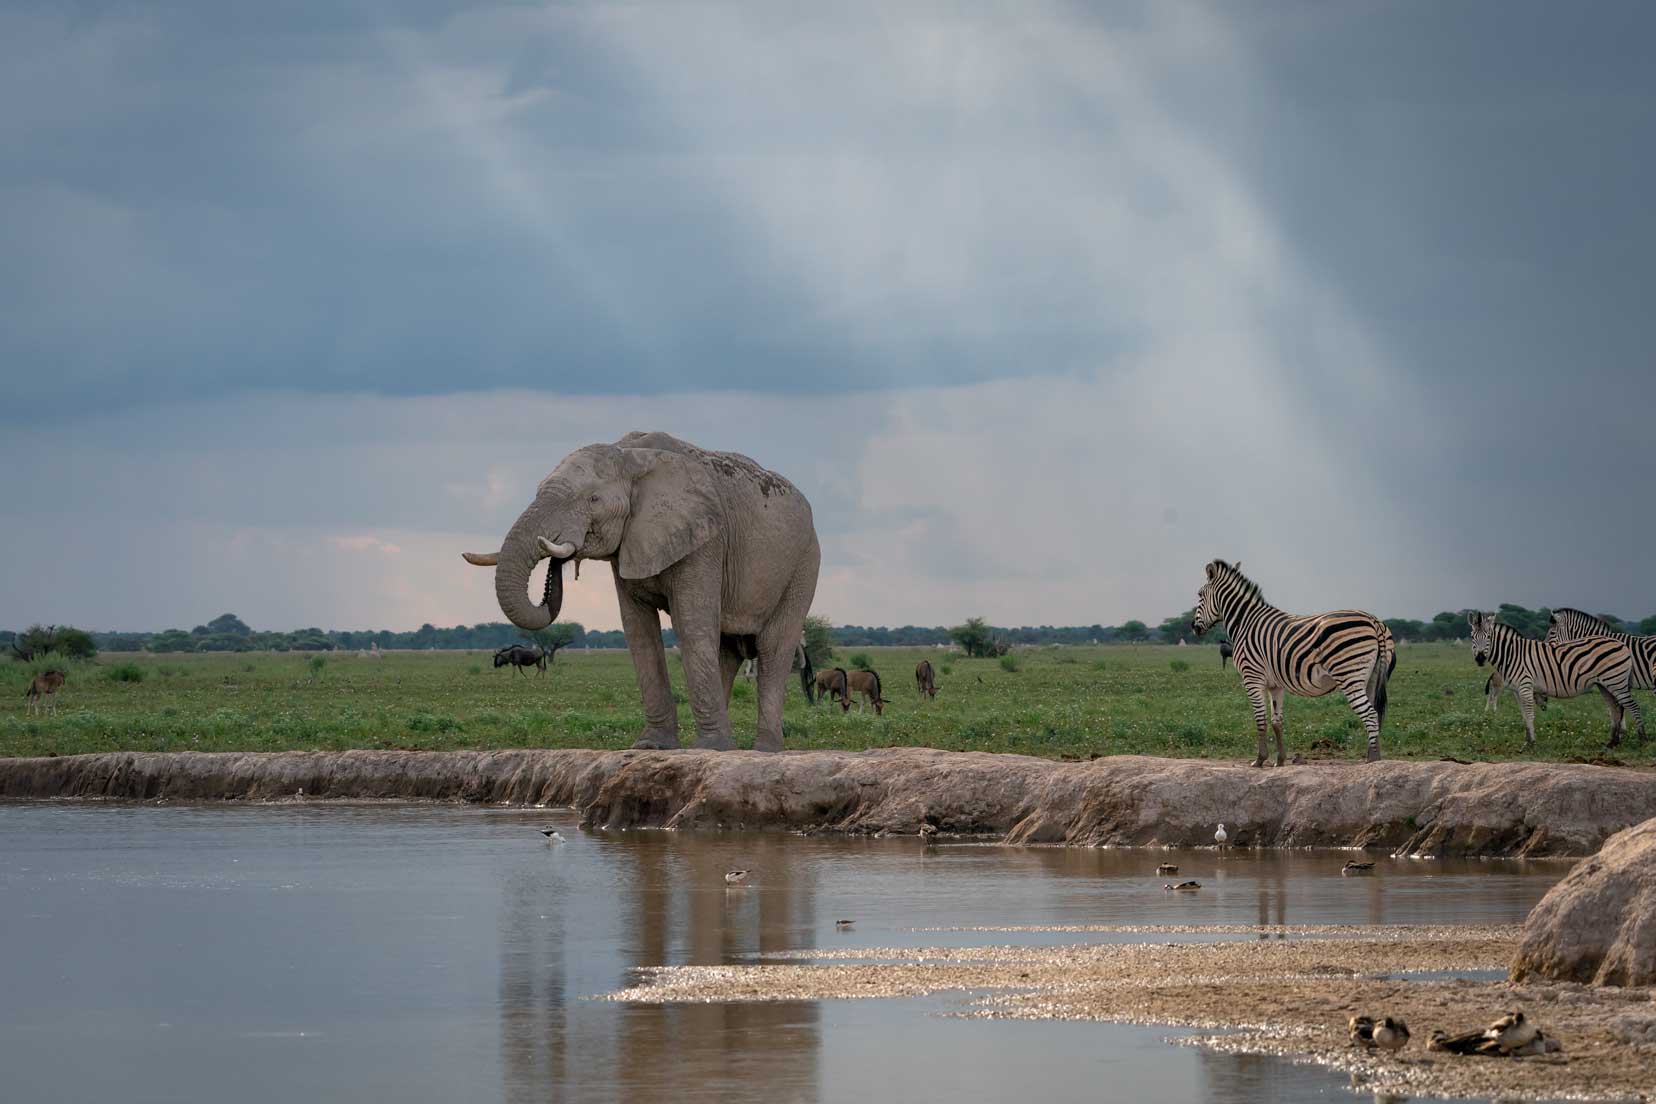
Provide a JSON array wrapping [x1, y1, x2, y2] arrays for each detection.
[[1370, 628, 1396, 728]]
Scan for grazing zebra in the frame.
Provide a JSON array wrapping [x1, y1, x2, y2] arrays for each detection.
[[1468, 610, 1643, 748], [846, 669, 888, 715], [1546, 608, 1656, 693], [1190, 559, 1395, 765]]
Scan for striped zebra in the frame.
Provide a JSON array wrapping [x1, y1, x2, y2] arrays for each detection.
[[1545, 608, 1656, 693], [1468, 610, 1644, 748], [1190, 560, 1395, 766], [1484, 669, 1547, 714]]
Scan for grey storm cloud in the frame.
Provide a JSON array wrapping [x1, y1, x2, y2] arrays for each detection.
[[3, 1, 1656, 631]]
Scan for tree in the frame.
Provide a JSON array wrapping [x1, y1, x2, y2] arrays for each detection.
[[1156, 610, 1195, 645], [802, 614, 835, 666], [1118, 620, 1150, 643], [9, 624, 96, 660], [206, 613, 252, 637], [1641, 615, 1656, 636], [950, 616, 996, 658], [528, 622, 582, 662]]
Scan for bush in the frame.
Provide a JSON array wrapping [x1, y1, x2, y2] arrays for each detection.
[[999, 653, 1022, 673], [10, 624, 97, 661], [849, 653, 872, 671], [950, 617, 996, 659], [802, 614, 836, 666], [307, 656, 327, 679], [940, 663, 953, 675], [730, 680, 754, 702], [106, 663, 146, 683], [1169, 659, 1189, 673]]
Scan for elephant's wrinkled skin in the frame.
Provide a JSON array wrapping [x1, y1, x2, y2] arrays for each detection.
[[463, 432, 820, 752]]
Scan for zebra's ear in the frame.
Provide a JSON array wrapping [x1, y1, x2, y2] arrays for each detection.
[[1467, 610, 1481, 629], [1205, 561, 1217, 580]]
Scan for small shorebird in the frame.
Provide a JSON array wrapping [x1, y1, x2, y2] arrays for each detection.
[[1214, 823, 1228, 849], [1373, 1017, 1410, 1052], [539, 829, 564, 843], [834, 919, 855, 929], [1157, 863, 1179, 876], [1342, 861, 1375, 875], [1488, 1010, 1538, 1053], [1163, 880, 1201, 891], [724, 870, 750, 886], [919, 824, 939, 847], [1348, 1015, 1376, 1048]]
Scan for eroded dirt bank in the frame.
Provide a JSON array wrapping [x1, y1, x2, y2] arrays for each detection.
[[4, 748, 1654, 857]]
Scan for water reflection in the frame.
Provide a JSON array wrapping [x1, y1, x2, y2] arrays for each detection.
[[0, 804, 1567, 1104]]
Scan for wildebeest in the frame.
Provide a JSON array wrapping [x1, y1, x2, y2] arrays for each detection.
[[1219, 641, 1233, 667], [846, 669, 888, 715], [24, 669, 65, 715], [494, 644, 547, 676], [814, 667, 851, 711], [914, 659, 938, 699], [795, 639, 815, 704]]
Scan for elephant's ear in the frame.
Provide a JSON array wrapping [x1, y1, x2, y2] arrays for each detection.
[[617, 448, 721, 580]]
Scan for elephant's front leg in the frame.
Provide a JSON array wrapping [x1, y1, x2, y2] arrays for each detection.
[[616, 580, 680, 749]]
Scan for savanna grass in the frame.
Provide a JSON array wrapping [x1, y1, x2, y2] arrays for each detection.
[[2, 644, 1653, 764]]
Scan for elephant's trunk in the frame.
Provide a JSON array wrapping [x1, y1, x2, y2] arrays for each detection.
[[495, 501, 574, 631]]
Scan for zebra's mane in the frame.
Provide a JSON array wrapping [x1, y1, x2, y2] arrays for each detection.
[[1209, 559, 1263, 605], [1552, 607, 1612, 630]]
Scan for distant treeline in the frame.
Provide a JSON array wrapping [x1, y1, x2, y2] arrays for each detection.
[[9, 603, 1656, 658]]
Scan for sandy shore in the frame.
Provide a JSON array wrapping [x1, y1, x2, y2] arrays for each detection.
[[603, 925, 1656, 1102], [4, 748, 1655, 856]]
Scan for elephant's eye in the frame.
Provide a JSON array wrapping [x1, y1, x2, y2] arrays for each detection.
[[590, 494, 601, 504]]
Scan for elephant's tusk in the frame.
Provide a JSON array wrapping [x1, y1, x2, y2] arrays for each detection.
[[538, 537, 576, 559], [461, 551, 500, 566]]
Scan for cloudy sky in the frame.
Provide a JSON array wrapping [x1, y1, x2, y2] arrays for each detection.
[[4, 1, 1654, 633]]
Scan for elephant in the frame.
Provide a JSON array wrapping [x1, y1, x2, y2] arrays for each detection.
[[462, 431, 820, 752]]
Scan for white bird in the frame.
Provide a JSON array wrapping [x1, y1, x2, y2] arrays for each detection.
[[1214, 823, 1228, 849], [724, 870, 749, 886], [539, 829, 564, 843]]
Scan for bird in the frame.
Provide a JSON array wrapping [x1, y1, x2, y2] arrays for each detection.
[[1342, 860, 1375, 875], [1163, 880, 1201, 891], [1157, 863, 1179, 875], [1373, 1017, 1410, 1052], [539, 829, 564, 843], [1214, 823, 1228, 849], [919, 823, 939, 846], [1348, 1015, 1376, 1048], [1487, 1010, 1538, 1054], [1507, 1032, 1562, 1057], [724, 870, 749, 886], [834, 919, 855, 929]]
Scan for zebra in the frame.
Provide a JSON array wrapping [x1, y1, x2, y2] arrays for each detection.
[[1468, 610, 1644, 748], [1190, 559, 1395, 765], [1545, 608, 1656, 694]]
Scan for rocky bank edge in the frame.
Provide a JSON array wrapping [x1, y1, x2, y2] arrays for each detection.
[[1514, 815, 1656, 986], [3, 749, 1655, 857]]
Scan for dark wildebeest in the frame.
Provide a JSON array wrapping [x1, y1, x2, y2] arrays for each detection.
[[24, 669, 66, 715], [846, 669, 888, 715], [814, 667, 851, 711], [494, 644, 546, 676], [1219, 641, 1233, 667], [796, 640, 816, 704], [915, 659, 938, 699]]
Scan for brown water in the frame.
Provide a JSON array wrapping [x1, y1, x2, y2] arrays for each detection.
[[0, 804, 1570, 1104]]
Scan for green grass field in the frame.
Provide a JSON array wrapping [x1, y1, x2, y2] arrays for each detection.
[[2, 643, 1652, 764]]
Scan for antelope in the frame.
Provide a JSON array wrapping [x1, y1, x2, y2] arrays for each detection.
[[846, 669, 888, 715], [24, 669, 66, 716], [914, 659, 938, 699], [814, 667, 852, 711]]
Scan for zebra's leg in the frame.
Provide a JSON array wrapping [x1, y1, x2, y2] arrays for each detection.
[[1595, 684, 1625, 748], [1517, 684, 1537, 749], [1268, 687, 1287, 767], [1245, 681, 1270, 767], [1336, 678, 1383, 762]]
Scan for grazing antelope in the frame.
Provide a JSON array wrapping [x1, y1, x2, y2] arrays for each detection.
[[914, 659, 938, 699], [846, 669, 888, 715], [494, 644, 547, 676], [814, 667, 852, 711], [1192, 559, 1395, 765], [1469, 610, 1643, 748], [24, 669, 66, 716]]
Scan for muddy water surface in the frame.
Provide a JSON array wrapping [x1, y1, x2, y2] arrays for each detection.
[[0, 804, 1570, 1104]]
